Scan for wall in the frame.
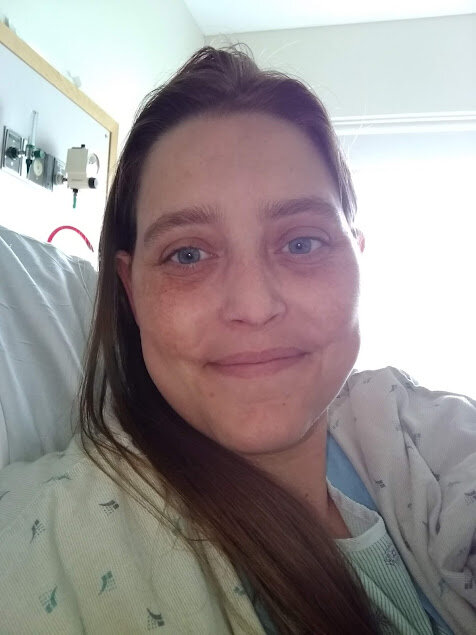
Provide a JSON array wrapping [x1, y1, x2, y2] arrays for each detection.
[[0, 0, 204, 147], [0, 36, 113, 264], [207, 14, 476, 118]]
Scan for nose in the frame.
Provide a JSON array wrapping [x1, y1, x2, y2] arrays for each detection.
[[219, 257, 286, 326]]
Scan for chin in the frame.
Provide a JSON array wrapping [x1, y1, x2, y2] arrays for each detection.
[[212, 412, 316, 458]]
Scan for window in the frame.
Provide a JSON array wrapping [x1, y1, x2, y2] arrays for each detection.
[[338, 121, 476, 397]]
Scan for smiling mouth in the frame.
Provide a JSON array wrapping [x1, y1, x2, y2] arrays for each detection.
[[211, 347, 307, 365], [209, 353, 308, 378]]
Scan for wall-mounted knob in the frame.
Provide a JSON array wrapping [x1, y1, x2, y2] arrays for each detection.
[[6, 146, 25, 160]]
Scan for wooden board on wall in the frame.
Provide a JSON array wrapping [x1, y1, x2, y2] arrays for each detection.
[[0, 22, 119, 265], [0, 21, 118, 189]]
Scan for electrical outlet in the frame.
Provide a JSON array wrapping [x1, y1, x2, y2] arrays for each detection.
[[2, 127, 23, 175]]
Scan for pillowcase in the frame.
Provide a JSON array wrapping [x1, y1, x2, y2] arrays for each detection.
[[0, 225, 97, 467]]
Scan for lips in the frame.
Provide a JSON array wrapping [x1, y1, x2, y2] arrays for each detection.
[[211, 347, 306, 366]]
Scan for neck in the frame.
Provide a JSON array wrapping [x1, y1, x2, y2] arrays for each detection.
[[244, 411, 331, 521]]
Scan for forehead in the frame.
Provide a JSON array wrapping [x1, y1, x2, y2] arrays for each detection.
[[136, 112, 341, 231]]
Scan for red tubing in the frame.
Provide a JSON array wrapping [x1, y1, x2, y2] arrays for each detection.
[[47, 225, 94, 252]]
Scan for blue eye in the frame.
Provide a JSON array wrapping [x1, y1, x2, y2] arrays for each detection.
[[164, 237, 325, 270], [170, 247, 203, 265], [285, 237, 324, 255]]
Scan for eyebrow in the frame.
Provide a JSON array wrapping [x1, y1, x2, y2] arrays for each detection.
[[142, 196, 340, 247]]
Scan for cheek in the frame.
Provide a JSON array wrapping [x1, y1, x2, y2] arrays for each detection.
[[133, 274, 210, 360], [297, 253, 361, 339]]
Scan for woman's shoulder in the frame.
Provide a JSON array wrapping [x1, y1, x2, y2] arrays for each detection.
[[0, 434, 173, 611], [0, 431, 179, 537], [0, 434, 262, 634], [0, 435, 91, 533], [0, 433, 166, 543]]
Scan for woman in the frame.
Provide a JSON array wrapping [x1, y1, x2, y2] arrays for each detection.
[[0, 46, 474, 634]]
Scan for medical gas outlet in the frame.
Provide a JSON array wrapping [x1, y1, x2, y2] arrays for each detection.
[[65, 145, 100, 208]]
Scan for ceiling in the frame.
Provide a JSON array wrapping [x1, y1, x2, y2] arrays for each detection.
[[183, 0, 476, 35]]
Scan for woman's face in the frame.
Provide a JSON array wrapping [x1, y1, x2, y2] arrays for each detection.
[[117, 112, 364, 457]]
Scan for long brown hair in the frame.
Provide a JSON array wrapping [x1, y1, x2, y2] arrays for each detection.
[[79, 45, 379, 634]]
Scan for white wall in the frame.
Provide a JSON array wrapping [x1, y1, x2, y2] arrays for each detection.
[[0, 0, 205, 147], [207, 14, 476, 118], [0, 41, 111, 264]]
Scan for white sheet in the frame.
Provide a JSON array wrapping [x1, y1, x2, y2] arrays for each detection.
[[0, 225, 97, 467]]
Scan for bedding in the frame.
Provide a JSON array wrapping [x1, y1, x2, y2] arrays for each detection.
[[0, 225, 97, 467]]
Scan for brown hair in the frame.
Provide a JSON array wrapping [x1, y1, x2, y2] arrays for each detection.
[[79, 45, 379, 633]]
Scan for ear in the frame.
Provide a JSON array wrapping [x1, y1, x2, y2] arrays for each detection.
[[354, 228, 365, 253], [116, 251, 137, 322]]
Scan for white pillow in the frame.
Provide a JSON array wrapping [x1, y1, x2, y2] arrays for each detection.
[[0, 225, 97, 467]]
